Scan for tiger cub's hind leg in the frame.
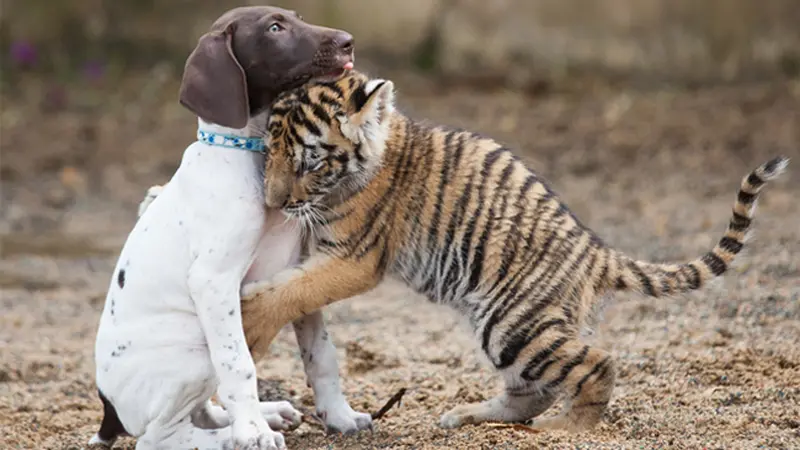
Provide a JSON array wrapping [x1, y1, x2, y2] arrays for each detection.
[[439, 388, 558, 428], [439, 339, 615, 431], [527, 341, 616, 432]]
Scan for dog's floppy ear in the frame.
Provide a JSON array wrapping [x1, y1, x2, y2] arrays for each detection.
[[179, 23, 249, 129]]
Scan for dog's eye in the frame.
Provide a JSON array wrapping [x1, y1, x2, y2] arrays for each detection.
[[268, 23, 283, 33]]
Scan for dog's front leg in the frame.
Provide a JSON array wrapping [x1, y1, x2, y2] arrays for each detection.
[[293, 312, 373, 434], [189, 254, 285, 449]]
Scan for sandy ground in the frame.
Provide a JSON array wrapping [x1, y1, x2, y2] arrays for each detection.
[[1, 71, 799, 449]]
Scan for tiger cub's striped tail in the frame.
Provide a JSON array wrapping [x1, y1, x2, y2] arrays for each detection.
[[604, 156, 789, 297]]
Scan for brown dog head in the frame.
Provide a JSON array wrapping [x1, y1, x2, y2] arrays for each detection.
[[179, 6, 354, 129]]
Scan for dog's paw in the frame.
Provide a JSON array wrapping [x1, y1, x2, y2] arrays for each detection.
[[230, 416, 285, 450], [261, 400, 303, 431], [87, 432, 114, 449], [318, 402, 373, 435], [137, 185, 164, 218]]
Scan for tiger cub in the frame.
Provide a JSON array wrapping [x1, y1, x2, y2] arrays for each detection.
[[240, 70, 788, 432]]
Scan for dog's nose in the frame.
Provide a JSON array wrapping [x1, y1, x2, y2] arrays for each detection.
[[335, 31, 354, 53]]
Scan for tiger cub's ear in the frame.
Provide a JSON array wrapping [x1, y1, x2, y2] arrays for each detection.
[[339, 79, 395, 145]]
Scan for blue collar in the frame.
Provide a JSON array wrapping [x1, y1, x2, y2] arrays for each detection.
[[197, 129, 266, 153]]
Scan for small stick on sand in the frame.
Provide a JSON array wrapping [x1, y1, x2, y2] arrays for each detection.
[[371, 387, 407, 420]]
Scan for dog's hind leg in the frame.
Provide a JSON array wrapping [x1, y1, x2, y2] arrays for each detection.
[[293, 311, 373, 434], [191, 399, 302, 431], [135, 416, 243, 450], [190, 400, 230, 429], [88, 389, 129, 447]]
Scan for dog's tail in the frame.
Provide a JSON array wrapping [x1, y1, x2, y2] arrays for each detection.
[[87, 389, 129, 448]]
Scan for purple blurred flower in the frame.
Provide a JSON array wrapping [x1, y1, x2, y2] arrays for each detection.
[[83, 60, 105, 82], [10, 40, 37, 67]]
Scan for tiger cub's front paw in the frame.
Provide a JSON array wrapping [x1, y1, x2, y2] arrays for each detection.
[[241, 281, 273, 300], [241, 268, 300, 300]]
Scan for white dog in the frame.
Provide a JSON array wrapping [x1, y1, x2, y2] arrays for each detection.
[[90, 7, 370, 450]]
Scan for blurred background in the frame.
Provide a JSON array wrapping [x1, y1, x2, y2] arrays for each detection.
[[1, 1, 799, 449], [2, 0, 799, 212], [2, 0, 799, 215]]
